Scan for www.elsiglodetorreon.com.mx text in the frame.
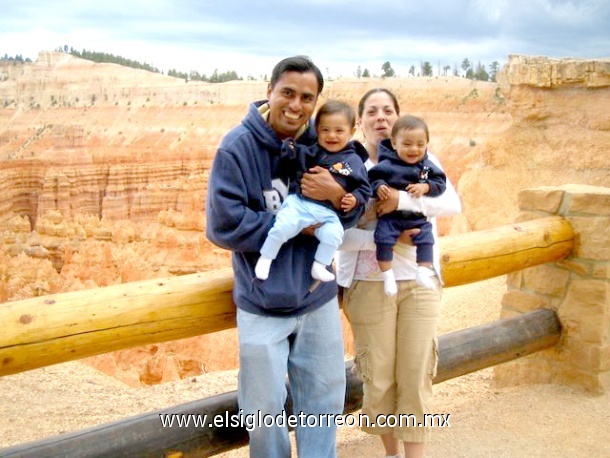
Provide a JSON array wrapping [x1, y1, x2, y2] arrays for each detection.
[[159, 410, 451, 431]]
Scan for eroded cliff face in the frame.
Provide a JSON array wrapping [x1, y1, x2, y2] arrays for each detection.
[[1, 52, 608, 386], [457, 54, 610, 230]]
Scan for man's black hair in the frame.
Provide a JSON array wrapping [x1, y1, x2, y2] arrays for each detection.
[[270, 56, 324, 94]]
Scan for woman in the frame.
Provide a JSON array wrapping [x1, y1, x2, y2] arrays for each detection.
[[301, 88, 461, 458]]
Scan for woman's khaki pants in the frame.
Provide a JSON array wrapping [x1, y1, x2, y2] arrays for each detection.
[[344, 279, 441, 443]]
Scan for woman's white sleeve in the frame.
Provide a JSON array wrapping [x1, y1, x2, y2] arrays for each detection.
[[396, 179, 461, 217], [396, 153, 462, 217]]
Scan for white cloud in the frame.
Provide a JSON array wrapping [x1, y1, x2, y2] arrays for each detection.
[[2, 0, 608, 78]]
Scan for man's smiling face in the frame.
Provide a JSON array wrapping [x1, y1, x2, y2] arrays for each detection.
[[267, 70, 319, 139]]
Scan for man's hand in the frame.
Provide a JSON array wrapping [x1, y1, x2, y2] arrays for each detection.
[[301, 166, 345, 209], [301, 223, 322, 236]]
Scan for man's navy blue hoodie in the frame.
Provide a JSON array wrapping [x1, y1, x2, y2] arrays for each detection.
[[205, 100, 337, 316]]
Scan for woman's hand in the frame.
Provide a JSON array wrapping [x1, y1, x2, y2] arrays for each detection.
[[397, 228, 421, 245], [301, 166, 345, 209], [375, 187, 400, 216], [393, 228, 421, 257]]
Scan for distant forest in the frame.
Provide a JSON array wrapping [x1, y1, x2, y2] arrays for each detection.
[[1, 47, 501, 82], [1, 54, 33, 64], [55, 46, 245, 83], [0, 46, 244, 83]]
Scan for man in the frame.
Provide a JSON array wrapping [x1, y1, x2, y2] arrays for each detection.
[[206, 56, 346, 458]]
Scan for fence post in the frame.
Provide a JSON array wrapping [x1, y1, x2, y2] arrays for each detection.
[[494, 184, 610, 393]]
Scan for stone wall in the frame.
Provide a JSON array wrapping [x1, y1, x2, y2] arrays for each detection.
[[494, 184, 610, 393], [497, 54, 610, 88]]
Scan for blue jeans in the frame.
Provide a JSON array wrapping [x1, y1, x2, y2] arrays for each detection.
[[236, 297, 346, 458]]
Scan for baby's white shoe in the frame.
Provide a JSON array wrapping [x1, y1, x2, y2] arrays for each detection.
[[382, 269, 397, 296], [311, 261, 335, 282], [255, 256, 272, 280], [416, 266, 438, 290]]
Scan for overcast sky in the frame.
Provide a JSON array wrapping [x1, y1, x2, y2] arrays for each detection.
[[2, 0, 609, 79]]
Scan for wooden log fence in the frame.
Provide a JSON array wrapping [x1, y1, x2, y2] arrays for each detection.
[[0, 216, 574, 377], [0, 309, 561, 457], [0, 216, 575, 456]]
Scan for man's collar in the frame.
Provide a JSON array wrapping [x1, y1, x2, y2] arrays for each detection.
[[258, 102, 309, 139]]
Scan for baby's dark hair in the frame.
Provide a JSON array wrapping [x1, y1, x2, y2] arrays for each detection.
[[391, 115, 430, 142], [315, 100, 356, 129]]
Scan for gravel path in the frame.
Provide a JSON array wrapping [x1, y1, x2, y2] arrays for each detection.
[[1, 276, 608, 457]]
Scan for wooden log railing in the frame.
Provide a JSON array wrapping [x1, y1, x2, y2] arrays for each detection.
[[0, 216, 574, 377], [0, 309, 561, 458]]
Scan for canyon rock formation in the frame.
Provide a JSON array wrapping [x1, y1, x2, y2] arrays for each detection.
[[1, 52, 609, 386]]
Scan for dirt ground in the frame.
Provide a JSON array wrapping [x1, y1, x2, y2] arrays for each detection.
[[1, 276, 609, 457]]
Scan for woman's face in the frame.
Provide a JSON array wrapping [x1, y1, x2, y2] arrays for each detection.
[[358, 92, 399, 145]]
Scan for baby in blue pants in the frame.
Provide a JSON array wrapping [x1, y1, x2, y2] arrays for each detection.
[[368, 115, 446, 295], [255, 100, 372, 282]]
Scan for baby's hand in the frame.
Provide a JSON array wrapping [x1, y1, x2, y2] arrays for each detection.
[[377, 184, 391, 200], [341, 193, 357, 212], [406, 183, 430, 198]]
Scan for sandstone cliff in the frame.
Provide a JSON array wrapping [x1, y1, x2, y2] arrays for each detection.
[[457, 54, 610, 229], [1, 52, 608, 385]]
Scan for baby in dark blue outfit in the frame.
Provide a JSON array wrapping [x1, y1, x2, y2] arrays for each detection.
[[368, 115, 446, 296]]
